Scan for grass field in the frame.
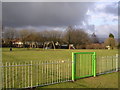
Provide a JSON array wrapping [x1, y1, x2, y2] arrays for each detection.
[[38, 72, 118, 88], [2, 48, 118, 62], [2, 48, 119, 88]]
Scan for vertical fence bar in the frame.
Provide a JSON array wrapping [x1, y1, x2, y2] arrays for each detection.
[[42, 61, 43, 85], [92, 55, 94, 75], [45, 61, 47, 84], [79, 55, 81, 77], [58, 60, 59, 82], [49, 60, 51, 84], [5, 62, 7, 89], [60, 60, 61, 82], [85, 54, 87, 75], [12, 62, 14, 88], [30, 61, 32, 88], [106, 56, 108, 72], [15, 62, 17, 88], [25, 62, 26, 88], [60, 61, 62, 82], [22, 62, 24, 88], [68, 59, 69, 81], [8, 62, 11, 88], [28, 62, 29, 87], [66, 60, 67, 81], [47, 61, 48, 84], [116, 54, 118, 72], [93, 52, 96, 77], [52, 60, 53, 83], [49, 61, 50, 84], [81, 55, 83, 76], [101, 57, 103, 73], [37, 61, 39, 86], [37, 61, 39, 85], [61, 60, 62, 82], [112, 56, 113, 71], [18, 62, 20, 88], [72, 52, 75, 81], [57, 60, 58, 83]]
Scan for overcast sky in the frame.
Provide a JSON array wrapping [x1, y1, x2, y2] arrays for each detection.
[[2, 1, 119, 38]]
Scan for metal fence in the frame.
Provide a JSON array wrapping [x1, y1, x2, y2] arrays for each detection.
[[1, 60, 72, 89], [1, 54, 119, 89], [96, 54, 119, 75]]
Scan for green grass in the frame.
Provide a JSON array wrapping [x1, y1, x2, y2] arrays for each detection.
[[2, 48, 118, 62], [2, 48, 118, 88], [37, 72, 118, 88]]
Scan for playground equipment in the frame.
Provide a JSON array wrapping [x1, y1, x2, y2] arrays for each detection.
[[43, 41, 55, 50], [69, 44, 75, 49]]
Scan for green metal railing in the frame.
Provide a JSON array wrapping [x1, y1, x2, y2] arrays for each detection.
[[72, 52, 96, 81]]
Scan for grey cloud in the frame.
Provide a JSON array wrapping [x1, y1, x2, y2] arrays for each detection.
[[104, 3, 118, 16], [118, 2, 120, 16], [95, 2, 118, 16], [2, 2, 94, 28], [0, 2, 1, 40]]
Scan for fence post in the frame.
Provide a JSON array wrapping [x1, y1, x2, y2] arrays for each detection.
[[72, 52, 76, 81], [116, 54, 118, 72], [0, 62, 4, 89], [93, 52, 96, 77], [31, 61, 32, 88]]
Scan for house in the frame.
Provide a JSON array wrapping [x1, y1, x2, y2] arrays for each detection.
[[106, 45, 111, 50], [12, 39, 23, 48]]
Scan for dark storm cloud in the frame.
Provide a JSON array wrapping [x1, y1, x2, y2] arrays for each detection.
[[2, 2, 94, 27], [0, 2, 2, 27]]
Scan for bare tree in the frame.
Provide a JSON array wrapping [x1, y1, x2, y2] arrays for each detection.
[[3, 27, 17, 42], [3, 27, 17, 51], [64, 26, 91, 49], [41, 30, 62, 42], [19, 29, 31, 47], [64, 26, 74, 44]]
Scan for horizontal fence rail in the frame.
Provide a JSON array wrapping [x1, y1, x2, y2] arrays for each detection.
[[1, 54, 119, 89]]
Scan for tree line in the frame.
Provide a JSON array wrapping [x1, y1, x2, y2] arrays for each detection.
[[2, 26, 118, 49]]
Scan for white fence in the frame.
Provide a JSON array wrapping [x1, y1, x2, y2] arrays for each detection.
[[1, 55, 119, 89], [1, 60, 72, 89], [96, 54, 119, 75]]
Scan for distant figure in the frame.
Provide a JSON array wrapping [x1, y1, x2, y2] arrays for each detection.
[[10, 47, 12, 51], [9, 41, 12, 51]]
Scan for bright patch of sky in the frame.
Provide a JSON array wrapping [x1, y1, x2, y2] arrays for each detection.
[[86, 2, 118, 38], [87, 2, 118, 26]]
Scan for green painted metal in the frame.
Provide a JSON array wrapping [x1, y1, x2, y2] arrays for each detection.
[[93, 52, 96, 77], [72, 52, 96, 81], [73, 52, 95, 54], [92, 54, 94, 75], [72, 52, 75, 81], [76, 74, 93, 79]]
